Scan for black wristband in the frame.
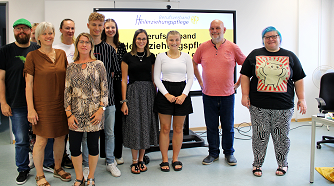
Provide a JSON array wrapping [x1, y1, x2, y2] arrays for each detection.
[[67, 113, 72, 119]]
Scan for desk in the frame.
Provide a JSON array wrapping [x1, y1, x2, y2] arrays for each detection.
[[310, 115, 334, 183]]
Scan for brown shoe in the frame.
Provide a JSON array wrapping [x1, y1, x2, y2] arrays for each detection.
[[35, 175, 50, 186], [53, 167, 71, 182]]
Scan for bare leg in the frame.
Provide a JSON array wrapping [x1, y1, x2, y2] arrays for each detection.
[[71, 154, 83, 186], [33, 135, 48, 185], [87, 154, 98, 185], [54, 135, 71, 179], [138, 149, 147, 171], [158, 113, 172, 170], [130, 149, 140, 173], [172, 116, 186, 169]]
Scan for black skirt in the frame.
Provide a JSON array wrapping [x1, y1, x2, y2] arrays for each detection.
[[154, 81, 193, 116], [122, 81, 159, 150]]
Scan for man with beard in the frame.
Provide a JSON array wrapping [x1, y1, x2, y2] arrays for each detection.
[[193, 19, 246, 166], [0, 18, 39, 185]]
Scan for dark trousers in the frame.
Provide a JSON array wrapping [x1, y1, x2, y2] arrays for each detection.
[[202, 93, 235, 157]]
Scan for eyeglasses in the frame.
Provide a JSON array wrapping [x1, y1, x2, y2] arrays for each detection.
[[264, 35, 279, 40], [136, 37, 147, 41], [78, 40, 90, 45], [14, 26, 30, 32]]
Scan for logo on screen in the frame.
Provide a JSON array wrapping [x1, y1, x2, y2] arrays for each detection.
[[191, 16, 199, 24]]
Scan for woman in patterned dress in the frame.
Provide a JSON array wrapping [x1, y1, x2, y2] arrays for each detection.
[[64, 33, 108, 186], [121, 29, 159, 174], [240, 26, 307, 177]]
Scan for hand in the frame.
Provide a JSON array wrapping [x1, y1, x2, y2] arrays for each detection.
[[121, 103, 128, 115], [199, 82, 203, 90], [27, 108, 39, 125], [165, 93, 176, 103], [1, 103, 12, 116], [297, 99, 307, 115], [90, 109, 104, 125], [241, 95, 250, 108], [67, 115, 79, 130], [175, 94, 187, 105], [234, 83, 240, 90]]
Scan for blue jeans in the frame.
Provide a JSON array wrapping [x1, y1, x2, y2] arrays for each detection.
[[43, 139, 55, 167], [82, 105, 116, 166], [202, 94, 235, 157], [82, 132, 89, 167], [11, 107, 30, 172], [104, 105, 116, 164]]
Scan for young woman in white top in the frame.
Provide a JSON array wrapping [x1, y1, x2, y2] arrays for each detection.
[[154, 30, 194, 172]]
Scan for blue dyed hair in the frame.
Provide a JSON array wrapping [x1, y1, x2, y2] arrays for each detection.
[[262, 26, 282, 45]]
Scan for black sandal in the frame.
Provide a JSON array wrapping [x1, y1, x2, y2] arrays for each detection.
[[160, 162, 170, 172], [130, 163, 140, 174], [252, 167, 262, 177], [73, 178, 85, 186], [138, 161, 147, 172], [172, 161, 183, 171], [276, 166, 288, 176], [87, 178, 95, 186]]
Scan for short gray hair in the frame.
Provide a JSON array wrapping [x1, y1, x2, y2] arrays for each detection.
[[35, 22, 55, 45]]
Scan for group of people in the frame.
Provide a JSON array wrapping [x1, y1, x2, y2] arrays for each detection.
[[0, 13, 307, 186]]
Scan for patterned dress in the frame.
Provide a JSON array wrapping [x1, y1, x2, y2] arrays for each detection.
[[64, 60, 108, 132]]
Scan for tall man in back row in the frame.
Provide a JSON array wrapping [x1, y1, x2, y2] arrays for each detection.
[[193, 19, 246, 166]]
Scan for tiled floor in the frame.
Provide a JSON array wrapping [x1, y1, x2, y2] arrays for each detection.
[[1, 118, 334, 186]]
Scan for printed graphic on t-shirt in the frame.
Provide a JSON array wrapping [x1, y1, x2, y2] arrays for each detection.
[[68, 52, 74, 60], [255, 56, 290, 92], [15, 56, 26, 63]]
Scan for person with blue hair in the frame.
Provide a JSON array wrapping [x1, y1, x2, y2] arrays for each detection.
[[240, 26, 307, 177]]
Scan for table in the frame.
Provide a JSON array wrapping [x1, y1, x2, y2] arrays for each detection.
[[310, 115, 334, 183]]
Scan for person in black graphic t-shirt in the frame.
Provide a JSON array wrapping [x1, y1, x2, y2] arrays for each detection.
[[240, 26, 307, 177], [0, 18, 39, 185]]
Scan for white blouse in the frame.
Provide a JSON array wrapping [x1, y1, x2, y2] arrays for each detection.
[[154, 52, 194, 96]]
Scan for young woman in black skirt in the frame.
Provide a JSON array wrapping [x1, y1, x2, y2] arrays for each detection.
[[121, 29, 159, 174], [154, 30, 194, 172]]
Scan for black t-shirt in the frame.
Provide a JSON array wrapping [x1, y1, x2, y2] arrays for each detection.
[[122, 52, 155, 84], [240, 47, 306, 109], [0, 42, 39, 108]]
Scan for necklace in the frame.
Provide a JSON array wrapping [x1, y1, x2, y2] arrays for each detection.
[[167, 51, 180, 59], [136, 51, 145, 62], [39, 48, 56, 62]]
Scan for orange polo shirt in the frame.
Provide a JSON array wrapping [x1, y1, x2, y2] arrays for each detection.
[[193, 39, 246, 96]]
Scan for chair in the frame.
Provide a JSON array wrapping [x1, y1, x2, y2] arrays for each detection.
[[315, 72, 334, 149]]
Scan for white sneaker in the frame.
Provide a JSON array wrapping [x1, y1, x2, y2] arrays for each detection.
[[115, 157, 124, 165], [28, 152, 34, 168], [83, 167, 89, 181], [106, 162, 121, 177]]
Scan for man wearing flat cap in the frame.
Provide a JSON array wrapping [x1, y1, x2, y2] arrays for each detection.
[[0, 18, 39, 185]]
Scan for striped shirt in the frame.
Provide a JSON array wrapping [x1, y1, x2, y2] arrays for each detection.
[[94, 41, 120, 106]]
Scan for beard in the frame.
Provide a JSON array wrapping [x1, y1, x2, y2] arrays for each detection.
[[15, 33, 30, 44], [211, 35, 224, 44]]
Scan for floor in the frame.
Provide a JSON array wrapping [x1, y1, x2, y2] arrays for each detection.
[[0, 117, 334, 186]]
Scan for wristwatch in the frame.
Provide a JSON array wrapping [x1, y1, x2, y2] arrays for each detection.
[[99, 105, 106, 110], [120, 99, 128, 104]]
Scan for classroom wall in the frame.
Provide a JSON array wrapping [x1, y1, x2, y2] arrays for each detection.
[[4, 0, 334, 128]]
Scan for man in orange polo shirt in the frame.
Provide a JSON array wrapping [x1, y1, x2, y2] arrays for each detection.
[[193, 19, 246, 166]]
